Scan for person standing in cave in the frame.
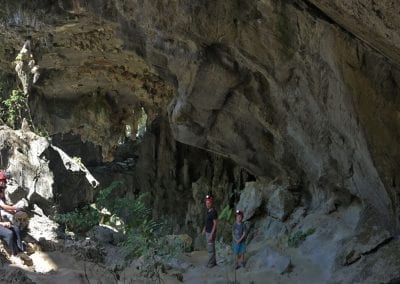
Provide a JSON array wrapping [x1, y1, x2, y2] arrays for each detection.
[[232, 210, 246, 269], [202, 194, 218, 268]]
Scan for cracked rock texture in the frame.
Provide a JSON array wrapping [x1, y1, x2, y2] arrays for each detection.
[[0, 0, 399, 282]]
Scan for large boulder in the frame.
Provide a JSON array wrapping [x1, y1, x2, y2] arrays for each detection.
[[0, 268, 35, 284], [236, 181, 265, 221], [247, 246, 291, 275], [0, 125, 98, 214], [332, 239, 400, 284], [92, 225, 115, 245], [253, 216, 288, 242], [267, 187, 296, 221], [336, 226, 392, 266]]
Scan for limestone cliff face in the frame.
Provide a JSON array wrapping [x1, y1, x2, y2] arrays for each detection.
[[0, 0, 400, 282], [83, 0, 400, 231], [0, 1, 174, 161]]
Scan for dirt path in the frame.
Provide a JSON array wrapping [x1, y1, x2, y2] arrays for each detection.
[[3, 247, 326, 283], [178, 249, 326, 284], [181, 251, 236, 283], [178, 250, 289, 284]]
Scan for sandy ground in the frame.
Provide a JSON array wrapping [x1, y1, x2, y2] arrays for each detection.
[[178, 249, 326, 284], [2, 246, 326, 284], [5, 250, 257, 284]]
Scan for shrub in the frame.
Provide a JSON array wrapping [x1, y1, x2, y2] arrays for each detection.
[[54, 205, 100, 235], [218, 204, 233, 222], [3, 89, 26, 129], [55, 181, 176, 259]]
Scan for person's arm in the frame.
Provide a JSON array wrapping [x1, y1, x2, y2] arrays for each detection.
[[0, 203, 17, 213], [238, 231, 245, 243], [0, 221, 11, 228], [238, 224, 246, 243]]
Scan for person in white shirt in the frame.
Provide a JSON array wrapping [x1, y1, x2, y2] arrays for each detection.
[[0, 171, 27, 253]]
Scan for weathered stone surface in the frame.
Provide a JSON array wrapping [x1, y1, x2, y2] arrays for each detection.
[[267, 188, 296, 221], [251, 216, 288, 243], [6, 182, 27, 204], [0, 268, 35, 284], [308, 0, 400, 64], [0, 125, 97, 213], [27, 249, 116, 284], [337, 226, 392, 266], [236, 181, 264, 221], [248, 246, 291, 275], [286, 207, 307, 229], [0, 0, 397, 232], [92, 225, 116, 245], [28, 204, 59, 242], [0, 1, 400, 283], [91, 0, 398, 234], [331, 239, 400, 284]]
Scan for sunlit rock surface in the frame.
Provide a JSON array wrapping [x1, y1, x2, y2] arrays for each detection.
[[0, 0, 399, 282]]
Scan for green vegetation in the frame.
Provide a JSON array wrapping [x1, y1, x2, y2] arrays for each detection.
[[54, 205, 100, 235], [217, 204, 235, 242], [98, 182, 170, 258], [288, 228, 316, 248], [55, 181, 178, 262], [0, 85, 38, 133], [3, 89, 26, 129], [218, 204, 233, 222], [33, 126, 50, 137], [55, 181, 183, 280]]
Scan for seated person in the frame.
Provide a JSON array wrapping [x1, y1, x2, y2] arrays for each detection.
[[0, 172, 27, 253], [0, 219, 19, 256]]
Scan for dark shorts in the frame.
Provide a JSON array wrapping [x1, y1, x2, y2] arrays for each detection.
[[233, 242, 246, 255]]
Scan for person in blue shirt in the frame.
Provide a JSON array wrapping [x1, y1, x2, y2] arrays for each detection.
[[232, 210, 246, 269]]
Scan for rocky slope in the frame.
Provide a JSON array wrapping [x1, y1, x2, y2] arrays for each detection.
[[0, 0, 399, 283]]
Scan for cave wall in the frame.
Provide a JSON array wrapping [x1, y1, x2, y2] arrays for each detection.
[[81, 0, 400, 232], [0, 0, 400, 281], [0, 0, 399, 245], [91, 115, 253, 240]]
